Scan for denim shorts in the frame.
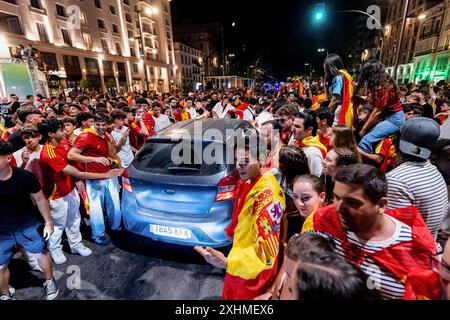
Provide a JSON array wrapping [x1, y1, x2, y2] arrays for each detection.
[[0, 220, 45, 266]]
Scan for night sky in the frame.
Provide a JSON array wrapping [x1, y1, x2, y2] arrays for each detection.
[[171, 0, 388, 80]]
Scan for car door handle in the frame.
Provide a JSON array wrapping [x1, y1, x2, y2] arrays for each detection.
[[164, 189, 176, 195]]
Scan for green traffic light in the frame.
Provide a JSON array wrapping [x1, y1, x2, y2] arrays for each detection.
[[313, 3, 325, 22]]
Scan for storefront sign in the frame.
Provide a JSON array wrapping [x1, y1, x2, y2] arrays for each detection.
[[48, 70, 67, 78]]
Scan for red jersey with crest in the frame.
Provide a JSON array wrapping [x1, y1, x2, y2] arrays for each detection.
[[72, 128, 110, 174], [39, 142, 73, 200]]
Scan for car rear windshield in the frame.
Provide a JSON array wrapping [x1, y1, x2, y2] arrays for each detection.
[[133, 140, 229, 176]]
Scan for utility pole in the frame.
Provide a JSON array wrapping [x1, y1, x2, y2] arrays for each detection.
[[393, 0, 410, 83]]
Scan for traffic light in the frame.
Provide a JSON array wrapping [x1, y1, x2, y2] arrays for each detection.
[[313, 3, 326, 22]]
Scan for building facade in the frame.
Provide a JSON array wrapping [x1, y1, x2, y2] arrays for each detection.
[[411, 0, 450, 83], [173, 41, 204, 91], [0, 0, 176, 94], [173, 22, 223, 77], [382, 0, 450, 83]]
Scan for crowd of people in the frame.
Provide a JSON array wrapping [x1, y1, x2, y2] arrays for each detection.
[[0, 53, 449, 301]]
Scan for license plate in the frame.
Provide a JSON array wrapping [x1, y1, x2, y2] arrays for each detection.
[[150, 224, 192, 240]]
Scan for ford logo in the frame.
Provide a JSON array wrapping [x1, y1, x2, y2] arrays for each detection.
[[164, 189, 176, 195]]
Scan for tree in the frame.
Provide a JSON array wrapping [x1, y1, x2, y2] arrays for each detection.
[[79, 79, 89, 93]]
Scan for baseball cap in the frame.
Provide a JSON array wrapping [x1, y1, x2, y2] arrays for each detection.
[[399, 117, 441, 160]]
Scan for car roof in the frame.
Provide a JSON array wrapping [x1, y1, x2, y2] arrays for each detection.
[[154, 119, 249, 141]]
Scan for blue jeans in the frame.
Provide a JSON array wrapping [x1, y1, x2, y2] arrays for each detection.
[[359, 110, 405, 154], [85, 178, 122, 240]]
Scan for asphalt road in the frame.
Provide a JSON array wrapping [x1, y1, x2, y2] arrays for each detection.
[[9, 227, 228, 300]]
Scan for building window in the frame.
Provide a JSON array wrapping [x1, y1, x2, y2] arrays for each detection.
[[123, 0, 130, 5], [143, 23, 151, 33], [158, 68, 162, 76], [167, 32, 171, 39], [5, 17, 22, 35], [128, 29, 134, 39], [146, 53, 152, 60], [110, 5, 116, 15], [61, 29, 72, 46], [97, 19, 105, 29], [101, 38, 108, 53], [112, 24, 119, 33], [115, 42, 121, 55], [30, 0, 42, 9], [94, 0, 102, 9], [132, 63, 138, 73], [56, 4, 66, 17], [144, 38, 152, 47], [130, 47, 136, 57], [40, 52, 58, 70], [125, 13, 132, 23], [36, 23, 49, 43], [165, 19, 170, 26], [82, 32, 92, 50]]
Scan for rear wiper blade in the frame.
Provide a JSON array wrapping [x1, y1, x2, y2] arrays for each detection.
[[168, 166, 201, 172]]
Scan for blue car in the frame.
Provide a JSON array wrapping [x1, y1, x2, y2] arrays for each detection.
[[122, 119, 258, 248]]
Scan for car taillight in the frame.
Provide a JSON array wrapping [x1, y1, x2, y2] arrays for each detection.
[[215, 171, 239, 202], [121, 169, 132, 192]]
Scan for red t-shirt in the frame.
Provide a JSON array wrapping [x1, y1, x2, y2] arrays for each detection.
[[40, 143, 74, 200], [372, 87, 403, 115], [318, 130, 332, 151], [72, 129, 110, 174]]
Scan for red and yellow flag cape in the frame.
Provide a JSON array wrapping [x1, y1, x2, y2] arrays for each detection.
[[295, 135, 327, 158], [223, 170, 286, 300], [338, 69, 355, 127], [303, 205, 442, 300]]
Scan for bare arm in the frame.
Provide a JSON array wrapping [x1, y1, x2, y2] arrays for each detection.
[[328, 95, 339, 111], [62, 164, 123, 180], [358, 148, 384, 163], [30, 190, 52, 225], [68, 148, 110, 166], [360, 107, 382, 134]]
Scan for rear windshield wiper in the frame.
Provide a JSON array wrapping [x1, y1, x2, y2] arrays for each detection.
[[168, 166, 201, 172]]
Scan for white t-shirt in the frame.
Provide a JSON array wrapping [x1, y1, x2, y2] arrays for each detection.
[[187, 107, 197, 120], [302, 146, 323, 177], [243, 107, 256, 121], [111, 127, 134, 168], [13, 145, 43, 183], [153, 114, 172, 132], [212, 102, 234, 119]]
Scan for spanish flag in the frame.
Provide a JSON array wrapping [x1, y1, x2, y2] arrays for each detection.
[[295, 135, 327, 158], [223, 171, 286, 300], [338, 69, 355, 127], [303, 205, 442, 300]]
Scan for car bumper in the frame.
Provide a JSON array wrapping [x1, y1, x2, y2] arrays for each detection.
[[122, 190, 233, 248]]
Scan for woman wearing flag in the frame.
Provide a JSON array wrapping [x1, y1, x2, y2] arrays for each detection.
[[357, 60, 405, 155], [323, 54, 355, 127]]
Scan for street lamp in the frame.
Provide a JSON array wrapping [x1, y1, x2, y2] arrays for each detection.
[[313, 3, 326, 23], [135, 5, 157, 91]]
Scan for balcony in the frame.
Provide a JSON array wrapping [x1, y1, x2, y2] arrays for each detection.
[[415, 45, 450, 57], [419, 30, 440, 40]]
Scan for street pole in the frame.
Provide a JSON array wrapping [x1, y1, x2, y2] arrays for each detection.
[[309, 64, 312, 80], [137, 10, 149, 92], [393, 0, 410, 83]]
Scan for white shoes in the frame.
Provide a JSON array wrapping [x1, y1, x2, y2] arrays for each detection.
[[50, 250, 67, 265], [71, 242, 92, 257]]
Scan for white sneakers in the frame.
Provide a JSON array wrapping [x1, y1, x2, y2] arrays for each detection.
[[51, 243, 92, 265], [50, 250, 67, 265], [71, 243, 93, 257]]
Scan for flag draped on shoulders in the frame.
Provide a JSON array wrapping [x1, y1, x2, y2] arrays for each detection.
[[223, 171, 286, 300], [338, 69, 355, 127], [295, 135, 327, 158], [303, 204, 442, 300]]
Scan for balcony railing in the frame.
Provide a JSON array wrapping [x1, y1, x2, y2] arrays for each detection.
[[419, 30, 440, 40], [414, 45, 450, 57]]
